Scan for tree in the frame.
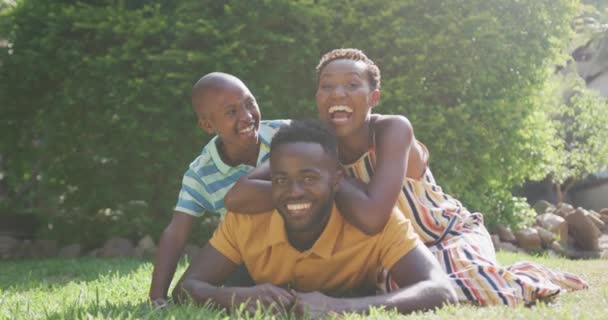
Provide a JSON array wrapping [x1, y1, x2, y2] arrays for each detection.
[[547, 73, 608, 203]]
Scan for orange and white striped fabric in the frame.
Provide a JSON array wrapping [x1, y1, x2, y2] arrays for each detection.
[[343, 144, 588, 306]]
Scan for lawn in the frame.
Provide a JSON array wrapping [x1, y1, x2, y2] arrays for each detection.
[[1, 252, 606, 319]]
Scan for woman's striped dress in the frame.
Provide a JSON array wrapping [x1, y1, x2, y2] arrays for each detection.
[[343, 144, 588, 306]]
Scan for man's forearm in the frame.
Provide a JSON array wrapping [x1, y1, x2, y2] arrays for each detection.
[[174, 279, 248, 308], [331, 279, 456, 315]]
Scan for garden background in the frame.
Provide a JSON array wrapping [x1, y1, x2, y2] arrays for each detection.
[[2, 0, 607, 247]]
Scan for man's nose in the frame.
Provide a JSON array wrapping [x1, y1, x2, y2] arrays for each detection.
[[287, 181, 305, 198]]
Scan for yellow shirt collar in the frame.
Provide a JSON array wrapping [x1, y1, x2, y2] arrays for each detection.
[[265, 204, 343, 260]]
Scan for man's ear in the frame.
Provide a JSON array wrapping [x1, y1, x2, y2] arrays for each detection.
[[198, 118, 215, 134], [369, 89, 381, 108]]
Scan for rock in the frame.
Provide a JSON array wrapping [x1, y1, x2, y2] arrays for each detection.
[[13, 240, 32, 259], [86, 248, 99, 257], [496, 242, 520, 253], [29, 239, 58, 258], [565, 208, 601, 251], [587, 211, 605, 230], [496, 225, 517, 243], [183, 244, 200, 260], [58, 244, 82, 258], [550, 241, 566, 255], [0, 235, 20, 259], [490, 234, 501, 249], [536, 213, 568, 245], [555, 203, 574, 218], [515, 228, 542, 251], [134, 235, 156, 259], [566, 247, 600, 259], [533, 200, 554, 215], [100, 237, 134, 258], [534, 226, 556, 248]]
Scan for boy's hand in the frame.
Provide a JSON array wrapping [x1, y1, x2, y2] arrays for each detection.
[[151, 298, 169, 309]]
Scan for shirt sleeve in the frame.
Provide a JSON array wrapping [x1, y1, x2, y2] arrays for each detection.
[[378, 208, 422, 271], [208, 212, 243, 265], [174, 168, 216, 217]]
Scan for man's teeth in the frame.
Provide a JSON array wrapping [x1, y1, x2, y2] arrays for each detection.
[[287, 203, 311, 211], [328, 105, 353, 114]]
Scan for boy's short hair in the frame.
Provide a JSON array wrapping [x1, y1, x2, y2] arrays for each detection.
[[191, 72, 247, 119], [316, 48, 381, 90], [270, 119, 338, 160]]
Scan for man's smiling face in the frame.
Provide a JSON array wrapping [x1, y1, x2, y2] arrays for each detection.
[[270, 141, 340, 234]]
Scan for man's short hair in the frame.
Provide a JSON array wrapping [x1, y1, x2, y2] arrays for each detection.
[[270, 119, 338, 159]]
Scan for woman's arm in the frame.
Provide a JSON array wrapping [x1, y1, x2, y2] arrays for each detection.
[[224, 161, 275, 214], [336, 115, 413, 235]]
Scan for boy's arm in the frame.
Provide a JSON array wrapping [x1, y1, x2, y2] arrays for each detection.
[[336, 115, 413, 235], [224, 161, 274, 214], [149, 211, 196, 303], [293, 245, 456, 317]]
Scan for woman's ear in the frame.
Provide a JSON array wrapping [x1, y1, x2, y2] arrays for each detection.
[[369, 90, 381, 108]]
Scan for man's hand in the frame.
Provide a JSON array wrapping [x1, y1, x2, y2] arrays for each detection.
[[236, 284, 295, 315], [293, 291, 347, 319]]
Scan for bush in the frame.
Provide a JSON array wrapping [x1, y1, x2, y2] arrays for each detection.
[[0, 0, 579, 243]]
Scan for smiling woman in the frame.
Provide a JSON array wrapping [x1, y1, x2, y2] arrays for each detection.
[[315, 48, 589, 306]]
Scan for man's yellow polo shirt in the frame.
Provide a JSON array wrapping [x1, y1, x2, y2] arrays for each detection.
[[209, 205, 421, 295]]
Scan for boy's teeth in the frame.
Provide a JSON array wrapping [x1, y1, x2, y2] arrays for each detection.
[[328, 105, 353, 114], [287, 203, 311, 210], [239, 125, 254, 133]]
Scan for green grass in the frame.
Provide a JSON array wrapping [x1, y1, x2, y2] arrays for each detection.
[[1, 252, 606, 319]]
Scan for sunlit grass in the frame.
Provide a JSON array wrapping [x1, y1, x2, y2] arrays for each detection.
[[0, 252, 606, 319]]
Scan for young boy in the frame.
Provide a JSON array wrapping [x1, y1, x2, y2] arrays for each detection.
[[149, 72, 288, 305]]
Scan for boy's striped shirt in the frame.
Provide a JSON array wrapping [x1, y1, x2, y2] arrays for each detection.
[[175, 119, 290, 218]]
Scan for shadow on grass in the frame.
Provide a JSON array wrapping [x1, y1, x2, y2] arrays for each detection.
[[0, 258, 149, 293], [40, 300, 301, 320]]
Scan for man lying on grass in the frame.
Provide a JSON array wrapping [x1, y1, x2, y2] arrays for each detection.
[[173, 120, 456, 316]]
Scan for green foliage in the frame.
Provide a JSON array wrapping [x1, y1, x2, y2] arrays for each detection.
[[0, 0, 323, 246], [0, 0, 584, 242], [545, 73, 608, 195], [314, 0, 577, 226]]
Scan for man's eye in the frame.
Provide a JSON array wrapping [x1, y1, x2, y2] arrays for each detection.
[[303, 176, 317, 183], [348, 82, 360, 89], [320, 83, 334, 90], [225, 109, 236, 116], [274, 178, 287, 184]]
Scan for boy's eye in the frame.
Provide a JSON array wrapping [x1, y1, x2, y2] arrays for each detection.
[[273, 177, 287, 185]]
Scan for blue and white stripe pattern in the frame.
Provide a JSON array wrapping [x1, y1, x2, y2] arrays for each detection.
[[175, 119, 290, 218]]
